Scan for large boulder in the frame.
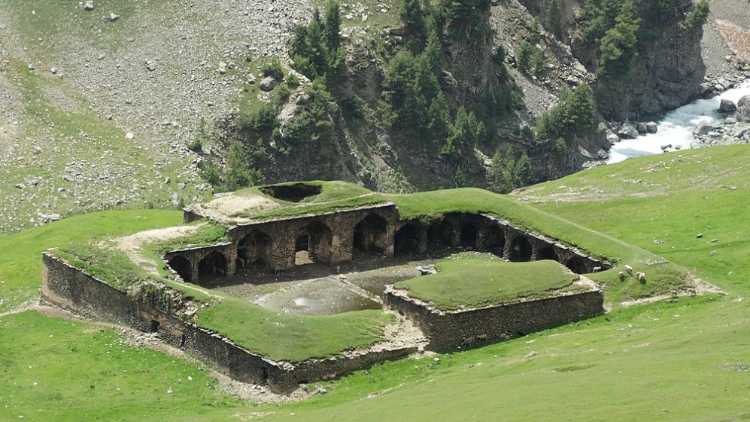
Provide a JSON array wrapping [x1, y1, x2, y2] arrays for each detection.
[[737, 96, 750, 122], [618, 123, 640, 139], [719, 99, 737, 113]]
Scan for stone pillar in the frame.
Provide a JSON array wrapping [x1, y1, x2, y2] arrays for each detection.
[[226, 243, 238, 275], [383, 222, 396, 258], [417, 225, 428, 255], [502, 229, 517, 260], [271, 231, 295, 271], [329, 215, 354, 265], [190, 255, 201, 284]]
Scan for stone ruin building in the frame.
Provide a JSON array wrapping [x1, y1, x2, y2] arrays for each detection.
[[42, 184, 609, 393]]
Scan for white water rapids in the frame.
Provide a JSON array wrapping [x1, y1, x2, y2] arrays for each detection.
[[608, 80, 750, 164]]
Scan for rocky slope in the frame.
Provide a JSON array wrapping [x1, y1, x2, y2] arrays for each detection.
[[0, 0, 744, 233]]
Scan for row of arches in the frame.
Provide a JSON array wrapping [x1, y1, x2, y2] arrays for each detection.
[[167, 212, 393, 283], [393, 217, 597, 274]]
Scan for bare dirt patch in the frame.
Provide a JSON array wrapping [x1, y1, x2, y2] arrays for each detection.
[[190, 192, 281, 223], [113, 224, 203, 274], [717, 19, 750, 62]]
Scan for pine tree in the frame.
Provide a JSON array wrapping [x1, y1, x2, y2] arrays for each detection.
[[544, 0, 563, 38], [401, 0, 427, 50]]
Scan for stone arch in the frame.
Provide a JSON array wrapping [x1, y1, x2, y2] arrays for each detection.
[[354, 213, 388, 255], [484, 225, 506, 256], [198, 251, 228, 279], [509, 236, 533, 262], [238, 230, 272, 271], [460, 223, 479, 248], [566, 255, 589, 274], [535, 244, 558, 261], [395, 223, 421, 257], [427, 220, 454, 249], [296, 221, 333, 265], [167, 255, 192, 281]]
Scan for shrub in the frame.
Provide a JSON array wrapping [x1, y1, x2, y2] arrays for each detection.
[[289, 1, 343, 83], [681, 0, 709, 31], [261, 59, 284, 80], [535, 84, 597, 142]]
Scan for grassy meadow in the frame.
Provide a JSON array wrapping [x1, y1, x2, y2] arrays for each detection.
[[0, 145, 749, 420]]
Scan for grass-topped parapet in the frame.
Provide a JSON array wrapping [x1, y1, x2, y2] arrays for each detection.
[[390, 253, 594, 312], [185, 181, 390, 225], [384, 253, 605, 352]]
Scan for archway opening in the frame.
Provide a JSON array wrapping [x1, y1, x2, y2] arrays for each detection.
[[238, 231, 272, 272], [484, 225, 505, 256], [167, 255, 192, 281], [460, 223, 478, 248], [296, 221, 333, 265], [427, 220, 454, 250], [354, 214, 388, 256], [395, 223, 421, 257], [198, 251, 228, 280], [566, 256, 589, 274], [509, 236, 533, 262], [536, 245, 557, 261]]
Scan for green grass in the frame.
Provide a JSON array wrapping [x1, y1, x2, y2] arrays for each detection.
[[0, 311, 239, 421], [395, 253, 580, 310], [236, 181, 387, 220], [197, 299, 394, 362], [0, 209, 181, 312], [2, 147, 750, 420], [387, 188, 692, 305], [5, 0, 167, 52], [53, 244, 163, 291]]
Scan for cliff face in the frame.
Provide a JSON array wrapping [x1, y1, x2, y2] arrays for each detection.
[[586, 0, 706, 120], [213, 0, 706, 194], [519, 0, 706, 120]]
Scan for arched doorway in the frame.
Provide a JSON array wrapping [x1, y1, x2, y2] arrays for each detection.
[[395, 223, 421, 257], [427, 220, 454, 250], [198, 251, 228, 280], [354, 214, 388, 256], [167, 255, 192, 281], [295, 221, 332, 265], [484, 225, 505, 256], [535, 245, 557, 261], [509, 236, 533, 262], [238, 231, 272, 271], [566, 256, 589, 274], [460, 223, 478, 248]]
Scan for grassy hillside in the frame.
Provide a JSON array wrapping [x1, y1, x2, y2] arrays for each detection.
[[1, 146, 749, 420], [0, 209, 182, 312]]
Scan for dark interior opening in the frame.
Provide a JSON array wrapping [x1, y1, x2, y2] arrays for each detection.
[[238, 231, 272, 271], [354, 214, 388, 255], [296, 222, 333, 265], [460, 223, 478, 248], [484, 225, 505, 256], [395, 223, 421, 257], [167, 255, 192, 281], [149, 320, 160, 333], [536, 245, 558, 261], [566, 256, 590, 274], [427, 220, 454, 249], [260, 183, 322, 202], [509, 236, 533, 262], [198, 251, 228, 279]]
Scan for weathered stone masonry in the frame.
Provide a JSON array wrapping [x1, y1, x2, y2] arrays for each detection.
[[41, 253, 415, 393], [394, 213, 608, 274], [385, 285, 604, 352], [168, 204, 399, 285]]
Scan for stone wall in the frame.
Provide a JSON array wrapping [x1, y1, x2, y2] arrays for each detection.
[[385, 285, 604, 352], [41, 252, 413, 393], [394, 213, 609, 274]]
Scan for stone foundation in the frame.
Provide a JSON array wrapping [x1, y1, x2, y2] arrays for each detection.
[[41, 253, 415, 393], [384, 285, 604, 352]]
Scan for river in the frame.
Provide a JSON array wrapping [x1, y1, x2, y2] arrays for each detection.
[[608, 80, 750, 164]]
